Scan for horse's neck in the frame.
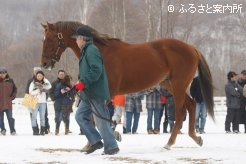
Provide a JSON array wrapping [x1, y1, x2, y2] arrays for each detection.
[[95, 39, 128, 54], [68, 39, 127, 59], [69, 42, 81, 59]]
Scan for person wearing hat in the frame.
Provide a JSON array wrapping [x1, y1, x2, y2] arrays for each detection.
[[224, 71, 243, 133], [29, 71, 51, 135], [73, 26, 119, 155], [0, 67, 17, 135], [237, 70, 246, 133]]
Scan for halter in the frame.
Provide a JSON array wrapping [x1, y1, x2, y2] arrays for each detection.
[[51, 32, 66, 62]]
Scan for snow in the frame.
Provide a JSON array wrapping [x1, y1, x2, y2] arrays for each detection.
[[0, 99, 246, 164]]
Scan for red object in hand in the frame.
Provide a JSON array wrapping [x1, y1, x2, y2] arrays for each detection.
[[74, 82, 85, 91]]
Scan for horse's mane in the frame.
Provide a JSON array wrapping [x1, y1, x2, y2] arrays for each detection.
[[54, 21, 119, 45]]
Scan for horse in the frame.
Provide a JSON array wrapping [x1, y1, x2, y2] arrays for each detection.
[[41, 21, 214, 150]]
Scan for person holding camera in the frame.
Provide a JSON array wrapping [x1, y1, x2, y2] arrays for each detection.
[[54, 75, 75, 135], [29, 71, 51, 135]]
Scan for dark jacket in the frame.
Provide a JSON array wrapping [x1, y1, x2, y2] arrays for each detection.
[[0, 77, 17, 111], [54, 83, 75, 105], [25, 76, 35, 94], [79, 39, 110, 100], [225, 80, 243, 109], [49, 78, 62, 101], [237, 78, 246, 124], [190, 76, 203, 103]]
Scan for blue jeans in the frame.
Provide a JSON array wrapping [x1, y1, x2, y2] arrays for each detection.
[[147, 108, 161, 130], [125, 108, 140, 133], [0, 109, 15, 133], [31, 103, 46, 128], [195, 102, 207, 130], [75, 99, 118, 152]]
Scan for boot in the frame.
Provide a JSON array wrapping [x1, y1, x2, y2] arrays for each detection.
[[111, 120, 117, 131], [40, 127, 45, 136], [163, 122, 168, 133], [32, 127, 39, 136], [55, 128, 59, 135], [45, 127, 50, 134], [65, 124, 69, 135]]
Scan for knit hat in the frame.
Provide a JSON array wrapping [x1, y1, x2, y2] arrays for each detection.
[[0, 67, 7, 73]]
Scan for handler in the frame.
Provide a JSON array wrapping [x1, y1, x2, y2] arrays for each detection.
[[73, 26, 119, 155]]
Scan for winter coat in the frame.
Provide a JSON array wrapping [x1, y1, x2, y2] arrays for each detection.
[[49, 78, 62, 101], [146, 88, 163, 109], [29, 78, 51, 103], [225, 80, 243, 109], [237, 78, 246, 124], [79, 39, 110, 101], [0, 77, 17, 111], [25, 76, 35, 94], [54, 83, 75, 105], [125, 92, 144, 113], [190, 76, 204, 103], [54, 82, 75, 115]]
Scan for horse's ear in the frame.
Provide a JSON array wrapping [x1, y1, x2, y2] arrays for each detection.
[[41, 23, 47, 29], [46, 21, 55, 30]]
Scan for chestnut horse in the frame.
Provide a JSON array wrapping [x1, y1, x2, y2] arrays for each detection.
[[41, 21, 214, 149]]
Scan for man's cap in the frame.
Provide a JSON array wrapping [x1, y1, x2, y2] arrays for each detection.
[[72, 26, 93, 38], [0, 67, 7, 73], [241, 70, 246, 74]]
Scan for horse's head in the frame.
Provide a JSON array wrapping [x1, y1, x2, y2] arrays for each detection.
[[41, 22, 67, 70]]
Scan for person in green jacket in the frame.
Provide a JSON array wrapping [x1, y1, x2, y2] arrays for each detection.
[[73, 26, 119, 155]]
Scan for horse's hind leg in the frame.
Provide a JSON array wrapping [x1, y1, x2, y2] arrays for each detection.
[[164, 104, 186, 150], [185, 95, 203, 146], [160, 80, 186, 149]]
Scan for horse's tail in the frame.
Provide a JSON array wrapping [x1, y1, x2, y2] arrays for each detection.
[[196, 49, 215, 121]]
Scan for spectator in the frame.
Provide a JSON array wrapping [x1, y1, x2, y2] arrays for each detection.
[[29, 71, 51, 135], [112, 95, 125, 132], [225, 71, 243, 133], [146, 87, 162, 134], [49, 70, 72, 134], [190, 76, 207, 134], [125, 92, 144, 134], [25, 67, 50, 134], [237, 70, 246, 133], [54, 75, 75, 135], [0, 67, 17, 135]]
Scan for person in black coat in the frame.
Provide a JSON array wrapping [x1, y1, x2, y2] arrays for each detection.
[[237, 70, 246, 133], [190, 76, 207, 134], [225, 71, 243, 133]]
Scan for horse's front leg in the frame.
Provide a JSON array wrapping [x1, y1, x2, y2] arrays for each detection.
[[186, 95, 203, 146], [164, 106, 186, 150]]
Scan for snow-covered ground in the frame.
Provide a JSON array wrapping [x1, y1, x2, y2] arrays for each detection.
[[0, 99, 246, 164]]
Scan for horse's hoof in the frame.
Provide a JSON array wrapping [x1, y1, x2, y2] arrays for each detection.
[[197, 136, 203, 146], [164, 144, 171, 150]]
